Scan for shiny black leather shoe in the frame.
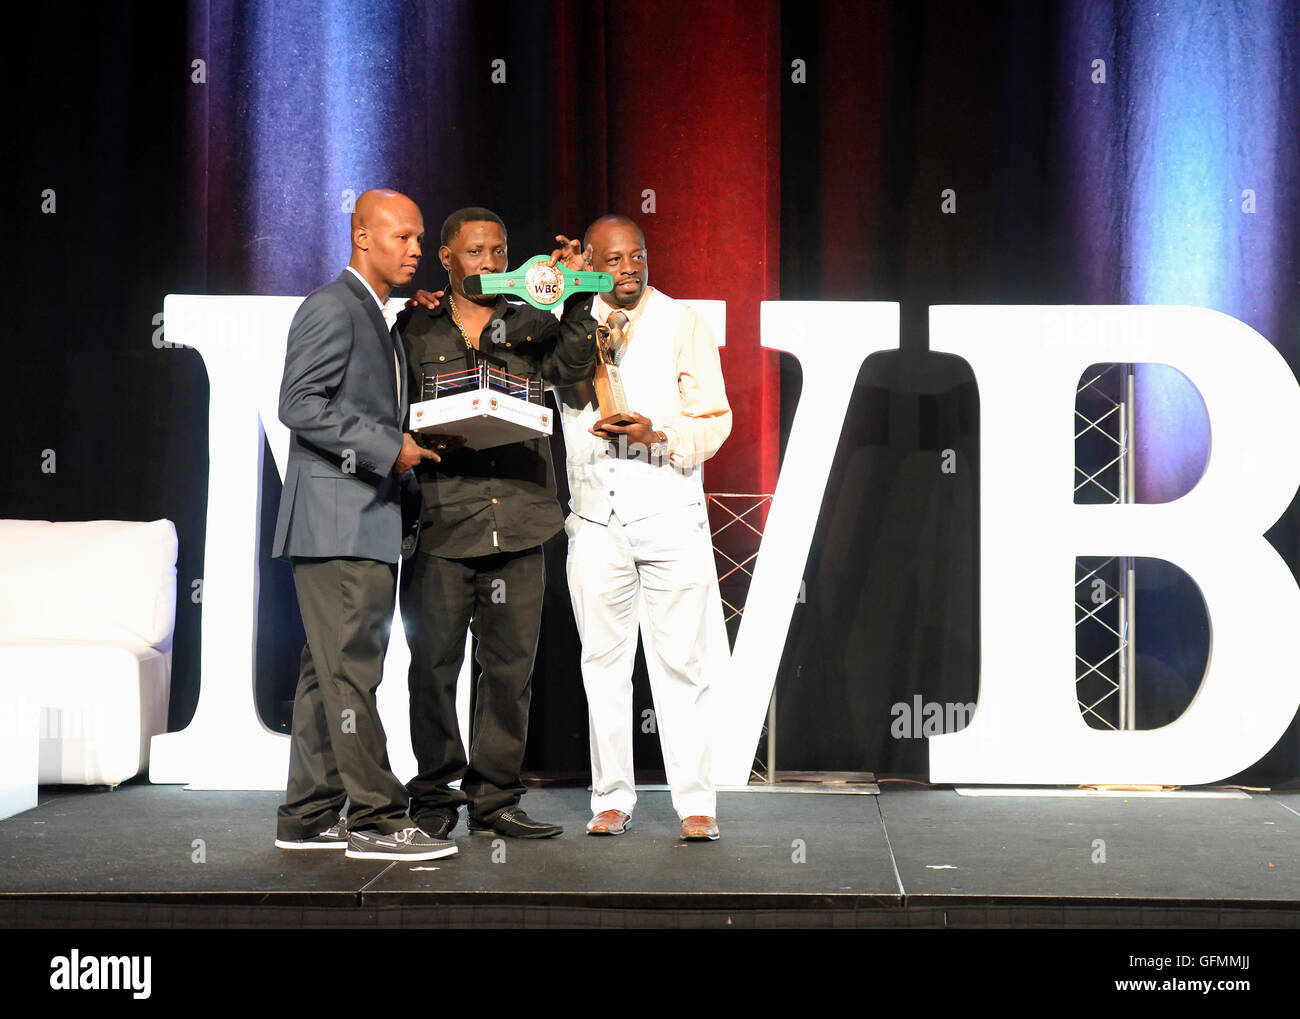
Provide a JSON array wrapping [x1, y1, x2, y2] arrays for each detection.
[[469, 808, 563, 839]]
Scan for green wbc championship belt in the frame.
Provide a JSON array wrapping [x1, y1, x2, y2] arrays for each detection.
[[462, 255, 613, 311]]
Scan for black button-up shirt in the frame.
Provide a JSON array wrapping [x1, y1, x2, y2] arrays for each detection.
[[397, 293, 597, 558]]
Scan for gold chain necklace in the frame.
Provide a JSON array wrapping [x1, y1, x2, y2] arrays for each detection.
[[447, 291, 477, 350]]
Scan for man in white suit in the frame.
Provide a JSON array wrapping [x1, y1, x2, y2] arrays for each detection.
[[556, 214, 732, 841]]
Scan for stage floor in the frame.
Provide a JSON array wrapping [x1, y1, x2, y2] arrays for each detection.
[[2, 782, 1298, 928]]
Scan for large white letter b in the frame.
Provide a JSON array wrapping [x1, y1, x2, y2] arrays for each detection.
[[930, 306, 1300, 785]]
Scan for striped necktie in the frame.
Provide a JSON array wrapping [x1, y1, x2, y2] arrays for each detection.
[[606, 310, 629, 363]]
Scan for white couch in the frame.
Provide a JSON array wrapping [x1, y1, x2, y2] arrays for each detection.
[[0, 519, 177, 797]]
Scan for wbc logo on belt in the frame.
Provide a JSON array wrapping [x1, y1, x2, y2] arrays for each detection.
[[524, 260, 565, 306]]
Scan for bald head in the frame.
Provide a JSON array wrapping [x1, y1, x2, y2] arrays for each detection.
[[585, 214, 648, 309], [348, 188, 424, 300], [351, 189, 420, 246], [583, 214, 645, 253]]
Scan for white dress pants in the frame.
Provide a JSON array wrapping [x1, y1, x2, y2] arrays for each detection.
[[565, 503, 717, 819]]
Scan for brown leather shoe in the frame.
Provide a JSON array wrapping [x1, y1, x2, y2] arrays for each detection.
[[586, 809, 630, 836], [681, 815, 720, 841]]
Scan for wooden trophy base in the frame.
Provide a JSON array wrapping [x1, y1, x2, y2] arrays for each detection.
[[594, 411, 637, 431]]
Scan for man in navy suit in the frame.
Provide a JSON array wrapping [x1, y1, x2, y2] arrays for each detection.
[[271, 188, 456, 862]]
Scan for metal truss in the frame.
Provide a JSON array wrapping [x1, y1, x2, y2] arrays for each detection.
[[1074, 364, 1137, 730]]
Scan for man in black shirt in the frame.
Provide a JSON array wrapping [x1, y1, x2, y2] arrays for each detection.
[[396, 206, 596, 838]]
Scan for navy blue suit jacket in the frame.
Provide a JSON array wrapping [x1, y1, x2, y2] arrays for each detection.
[[272, 271, 415, 563]]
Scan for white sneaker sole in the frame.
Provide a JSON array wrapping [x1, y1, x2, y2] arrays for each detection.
[[274, 839, 348, 850], [344, 844, 459, 861]]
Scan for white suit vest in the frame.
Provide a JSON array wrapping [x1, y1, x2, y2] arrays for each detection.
[[560, 290, 706, 524]]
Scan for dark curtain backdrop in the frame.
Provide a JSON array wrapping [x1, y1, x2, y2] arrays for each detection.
[[5, 0, 1300, 784]]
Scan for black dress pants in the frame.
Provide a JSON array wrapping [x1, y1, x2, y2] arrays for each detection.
[[401, 546, 545, 822], [276, 557, 413, 839]]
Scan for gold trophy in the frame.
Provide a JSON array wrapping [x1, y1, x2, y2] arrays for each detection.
[[593, 313, 635, 430]]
